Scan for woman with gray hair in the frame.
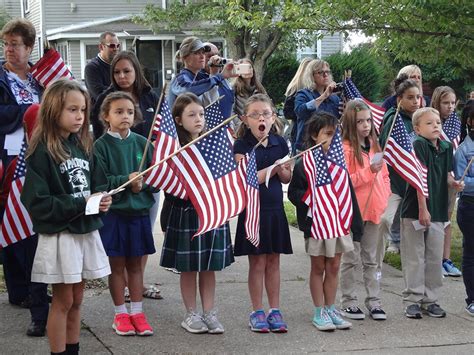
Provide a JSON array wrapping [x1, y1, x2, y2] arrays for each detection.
[[168, 36, 236, 112], [293, 59, 341, 152]]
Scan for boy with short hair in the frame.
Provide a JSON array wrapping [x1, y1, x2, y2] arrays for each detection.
[[400, 107, 464, 319]]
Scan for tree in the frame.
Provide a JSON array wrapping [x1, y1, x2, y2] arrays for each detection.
[[136, 0, 473, 80]]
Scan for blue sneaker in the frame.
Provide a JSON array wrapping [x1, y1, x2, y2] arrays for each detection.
[[249, 310, 270, 333], [443, 259, 462, 277], [266, 309, 288, 333], [326, 305, 352, 329], [312, 307, 336, 331]]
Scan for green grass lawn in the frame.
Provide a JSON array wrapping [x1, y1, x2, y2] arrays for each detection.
[[284, 201, 463, 271]]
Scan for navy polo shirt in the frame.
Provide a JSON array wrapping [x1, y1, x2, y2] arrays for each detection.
[[234, 130, 289, 208]]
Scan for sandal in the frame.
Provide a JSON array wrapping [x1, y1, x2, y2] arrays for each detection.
[[124, 287, 131, 303], [143, 285, 163, 300]]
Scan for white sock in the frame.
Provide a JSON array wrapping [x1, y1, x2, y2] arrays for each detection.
[[130, 301, 143, 315], [114, 304, 128, 315]]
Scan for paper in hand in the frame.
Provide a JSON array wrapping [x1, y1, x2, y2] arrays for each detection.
[[371, 152, 383, 165], [265, 156, 291, 187], [84, 188, 125, 215]]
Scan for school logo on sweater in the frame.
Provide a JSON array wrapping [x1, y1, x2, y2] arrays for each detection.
[[59, 158, 90, 197]]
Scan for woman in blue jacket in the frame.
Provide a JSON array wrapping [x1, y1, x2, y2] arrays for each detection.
[[293, 60, 340, 153]]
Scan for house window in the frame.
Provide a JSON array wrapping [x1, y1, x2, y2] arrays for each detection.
[[23, 0, 30, 15], [85, 44, 99, 63]]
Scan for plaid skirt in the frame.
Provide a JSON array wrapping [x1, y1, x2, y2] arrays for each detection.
[[160, 201, 234, 272]]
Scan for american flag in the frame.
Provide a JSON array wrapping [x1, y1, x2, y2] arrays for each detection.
[[205, 100, 235, 144], [383, 113, 429, 197], [441, 111, 461, 151], [241, 150, 260, 247], [145, 99, 187, 199], [169, 123, 246, 237], [302, 129, 353, 239], [31, 48, 73, 88], [343, 78, 385, 134], [0, 140, 34, 248]]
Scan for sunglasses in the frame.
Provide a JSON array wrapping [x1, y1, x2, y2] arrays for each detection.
[[104, 43, 120, 49]]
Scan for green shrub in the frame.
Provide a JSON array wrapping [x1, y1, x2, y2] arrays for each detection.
[[262, 54, 301, 105], [326, 46, 387, 102]]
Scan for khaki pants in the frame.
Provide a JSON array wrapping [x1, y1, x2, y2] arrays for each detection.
[[340, 222, 383, 310], [400, 218, 444, 306], [377, 193, 402, 272]]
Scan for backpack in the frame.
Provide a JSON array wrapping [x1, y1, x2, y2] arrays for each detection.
[[283, 94, 297, 121]]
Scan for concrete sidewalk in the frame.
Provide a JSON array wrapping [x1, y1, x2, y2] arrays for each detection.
[[1, 221, 473, 354]]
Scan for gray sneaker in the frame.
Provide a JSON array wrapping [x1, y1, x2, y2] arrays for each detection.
[[181, 310, 208, 333], [202, 309, 225, 334], [405, 304, 422, 319], [422, 304, 446, 318]]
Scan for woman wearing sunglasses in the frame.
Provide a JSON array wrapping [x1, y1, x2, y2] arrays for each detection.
[[293, 60, 341, 153]]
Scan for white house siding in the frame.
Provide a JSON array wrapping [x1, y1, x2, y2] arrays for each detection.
[[23, 0, 41, 63], [43, 0, 156, 31], [68, 40, 81, 78], [2, 0, 21, 18], [320, 33, 344, 58]]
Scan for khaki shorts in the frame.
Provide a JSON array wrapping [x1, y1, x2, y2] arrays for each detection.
[[305, 235, 354, 258], [31, 230, 111, 284]]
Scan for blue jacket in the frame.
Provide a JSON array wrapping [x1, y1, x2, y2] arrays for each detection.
[[0, 62, 43, 170], [168, 68, 234, 118], [454, 134, 474, 197], [294, 89, 340, 152]]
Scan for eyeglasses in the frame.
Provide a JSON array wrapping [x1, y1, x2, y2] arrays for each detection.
[[104, 43, 120, 49], [2, 42, 25, 50], [314, 70, 331, 76], [246, 112, 274, 120]]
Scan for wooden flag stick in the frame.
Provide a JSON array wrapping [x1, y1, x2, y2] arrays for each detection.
[[138, 82, 167, 172], [460, 156, 474, 182], [271, 141, 326, 169], [116, 114, 237, 191], [361, 101, 403, 216], [253, 135, 268, 150], [205, 95, 225, 109]]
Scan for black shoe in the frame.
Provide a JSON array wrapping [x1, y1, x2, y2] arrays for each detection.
[[26, 321, 46, 337], [405, 304, 422, 319]]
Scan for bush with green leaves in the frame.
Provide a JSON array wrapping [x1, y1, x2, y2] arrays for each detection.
[[326, 46, 387, 102], [262, 54, 301, 106]]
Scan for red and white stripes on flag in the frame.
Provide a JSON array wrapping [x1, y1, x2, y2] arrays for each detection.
[[343, 78, 385, 134], [239, 150, 260, 247], [31, 48, 73, 88], [302, 136, 353, 240], [169, 125, 246, 237], [145, 100, 187, 198], [383, 114, 429, 197], [0, 141, 34, 248], [440, 111, 461, 152]]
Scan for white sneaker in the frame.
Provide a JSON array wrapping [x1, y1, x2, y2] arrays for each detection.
[[386, 244, 400, 254], [181, 310, 208, 334], [202, 309, 224, 334]]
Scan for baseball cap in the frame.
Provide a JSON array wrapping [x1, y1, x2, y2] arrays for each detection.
[[177, 37, 211, 59]]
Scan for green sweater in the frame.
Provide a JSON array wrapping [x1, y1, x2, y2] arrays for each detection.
[[94, 132, 156, 216], [21, 136, 108, 234], [401, 136, 452, 222], [379, 107, 415, 196]]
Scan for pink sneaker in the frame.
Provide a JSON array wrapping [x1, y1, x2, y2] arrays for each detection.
[[130, 313, 154, 336], [112, 313, 135, 336]]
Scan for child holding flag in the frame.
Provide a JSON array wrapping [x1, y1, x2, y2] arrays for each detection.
[[431, 86, 462, 277], [400, 107, 464, 319], [288, 111, 363, 331], [234, 94, 292, 333], [160, 92, 234, 334]]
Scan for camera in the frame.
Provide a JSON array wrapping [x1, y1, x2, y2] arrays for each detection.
[[332, 82, 345, 93], [208, 57, 229, 67]]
